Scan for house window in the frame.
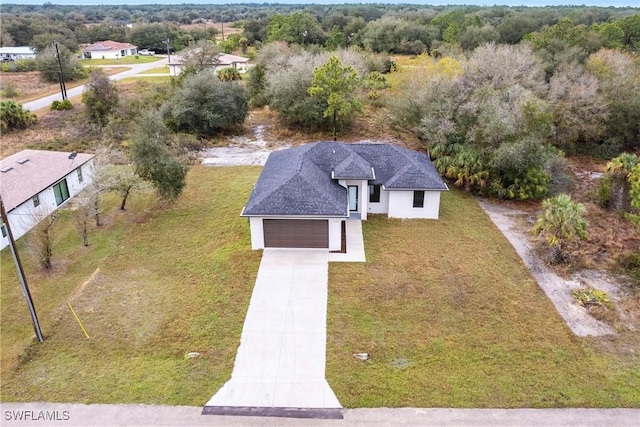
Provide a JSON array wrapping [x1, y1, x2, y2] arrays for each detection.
[[53, 179, 70, 206], [33, 194, 40, 207], [77, 167, 83, 183], [1, 225, 6, 238], [413, 190, 425, 208], [369, 184, 381, 203]]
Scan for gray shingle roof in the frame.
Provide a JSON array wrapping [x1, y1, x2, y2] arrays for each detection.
[[0, 149, 94, 212], [243, 141, 447, 216]]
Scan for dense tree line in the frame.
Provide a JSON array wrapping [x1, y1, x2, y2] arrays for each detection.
[[1, 4, 637, 56]]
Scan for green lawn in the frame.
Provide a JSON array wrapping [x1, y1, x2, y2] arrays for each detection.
[[1, 168, 638, 407], [139, 66, 169, 75], [327, 190, 640, 408], [79, 56, 162, 66], [0, 166, 262, 405]]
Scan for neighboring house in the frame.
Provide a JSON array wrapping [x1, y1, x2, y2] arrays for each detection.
[[81, 41, 137, 59], [168, 52, 249, 76], [0, 150, 94, 250], [0, 46, 37, 61], [241, 141, 448, 251]]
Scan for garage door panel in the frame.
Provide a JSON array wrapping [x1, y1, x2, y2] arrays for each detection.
[[263, 219, 328, 248]]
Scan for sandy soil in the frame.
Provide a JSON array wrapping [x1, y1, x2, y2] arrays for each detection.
[[479, 200, 621, 337]]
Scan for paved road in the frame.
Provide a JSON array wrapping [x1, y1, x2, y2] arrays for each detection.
[[22, 57, 169, 112], [1, 403, 638, 426]]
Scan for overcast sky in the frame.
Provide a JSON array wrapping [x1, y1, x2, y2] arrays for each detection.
[[6, 0, 640, 6]]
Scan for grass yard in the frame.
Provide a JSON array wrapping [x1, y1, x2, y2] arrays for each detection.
[[79, 56, 161, 66], [326, 190, 640, 408], [1, 167, 638, 407], [0, 166, 262, 405], [139, 66, 170, 75]]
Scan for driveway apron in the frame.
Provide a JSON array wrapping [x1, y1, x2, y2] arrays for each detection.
[[204, 249, 341, 417]]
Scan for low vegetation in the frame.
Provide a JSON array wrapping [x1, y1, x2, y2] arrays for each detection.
[[327, 190, 640, 408], [0, 167, 262, 404]]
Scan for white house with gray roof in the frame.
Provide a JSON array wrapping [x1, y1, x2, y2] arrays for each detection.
[[241, 141, 448, 251], [0, 149, 94, 250]]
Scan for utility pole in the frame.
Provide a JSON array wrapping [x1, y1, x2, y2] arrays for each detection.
[[0, 199, 44, 343], [54, 42, 67, 101], [165, 38, 171, 63]]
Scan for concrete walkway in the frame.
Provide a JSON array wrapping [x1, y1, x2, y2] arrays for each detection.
[[329, 220, 366, 263], [1, 403, 638, 427], [204, 249, 341, 417]]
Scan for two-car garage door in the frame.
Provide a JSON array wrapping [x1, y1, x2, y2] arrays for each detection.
[[263, 219, 329, 248]]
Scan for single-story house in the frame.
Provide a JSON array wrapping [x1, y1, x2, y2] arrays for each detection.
[[168, 52, 249, 76], [241, 141, 448, 251], [82, 41, 137, 59], [0, 46, 37, 61], [0, 149, 94, 250]]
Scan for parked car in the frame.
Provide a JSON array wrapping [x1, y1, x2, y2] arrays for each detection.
[[138, 49, 155, 56]]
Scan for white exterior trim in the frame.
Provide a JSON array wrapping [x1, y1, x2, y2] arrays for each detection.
[[84, 48, 137, 59], [1, 161, 94, 250], [387, 190, 442, 219], [248, 217, 342, 251]]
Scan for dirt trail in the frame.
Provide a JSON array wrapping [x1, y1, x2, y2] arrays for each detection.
[[479, 200, 615, 337]]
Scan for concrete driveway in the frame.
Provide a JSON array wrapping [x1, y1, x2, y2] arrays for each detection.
[[204, 249, 341, 417]]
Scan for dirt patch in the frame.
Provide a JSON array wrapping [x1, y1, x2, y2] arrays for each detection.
[[199, 108, 403, 166], [479, 200, 616, 337]]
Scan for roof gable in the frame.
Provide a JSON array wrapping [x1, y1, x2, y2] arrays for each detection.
[[0, 150, 94, 211]]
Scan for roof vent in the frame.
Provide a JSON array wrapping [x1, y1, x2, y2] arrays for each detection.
[[17, 158, 29, 164], [1, 166, 13, 173]]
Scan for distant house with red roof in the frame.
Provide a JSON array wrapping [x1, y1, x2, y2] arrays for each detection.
[[82, 40, 137, 59]]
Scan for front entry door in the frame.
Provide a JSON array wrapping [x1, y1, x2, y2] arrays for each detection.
[[348, 186, 358, 212]]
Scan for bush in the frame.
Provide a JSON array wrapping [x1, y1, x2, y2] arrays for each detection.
[[50, 99, 74, 110], [37, 44, 86, 83], [1, 81, 21, 98], [81, 70, 119, 127], [0, 100, 37, 131], [572, 288, 613, 309], [596, 175, 613, 209], [618, 252, 640, 289], [0, 59, 38, 73], [217, 67, 242, 82], [162, 72, 248, 137]]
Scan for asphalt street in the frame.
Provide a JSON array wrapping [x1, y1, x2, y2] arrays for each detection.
[[22, 56, 169, 112]]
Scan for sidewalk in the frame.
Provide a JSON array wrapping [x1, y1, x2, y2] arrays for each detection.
[[1, 403, 638, 426]]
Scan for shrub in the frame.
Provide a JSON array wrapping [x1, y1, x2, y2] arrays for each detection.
[[1, 81, 21, 98], [37, 44, 86, 83], [618, 252, 640, 289], [596, 175, 613, 208], [50, 99, 74, 110], [572, 288, 613, 309], [162, 72, 248, 137], [217, 67, 242, 82], [0, 100, 37, 131], [82, 70, 118, 127]]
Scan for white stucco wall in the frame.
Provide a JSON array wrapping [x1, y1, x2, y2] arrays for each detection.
[[249, 217, 264, 250], [367, 186, 390, 214], [327, 218, 342, 251], [86, 49, 135, 59], [1, 162, 94, 250], [248, 217, 342, 251], [387, 190, 442, 219]]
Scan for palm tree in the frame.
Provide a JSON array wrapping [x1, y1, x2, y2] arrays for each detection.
[[534, 193, 588, 264], [606, 153, 639, 212]]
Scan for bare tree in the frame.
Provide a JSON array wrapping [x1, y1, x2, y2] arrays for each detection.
[[26, 212, 57, 270]]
